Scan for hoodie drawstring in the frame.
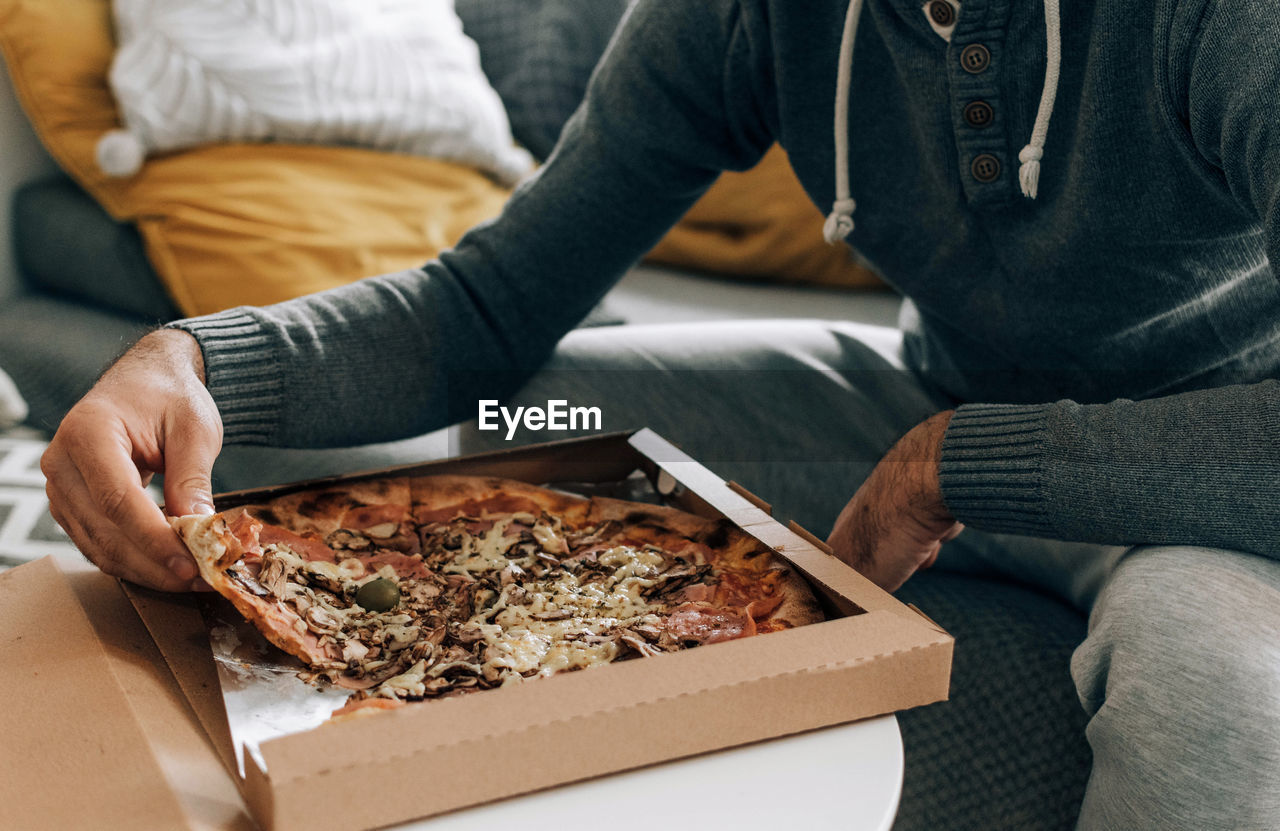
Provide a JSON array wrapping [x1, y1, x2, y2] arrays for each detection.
[[824, 0, 1063, 244], [1017, 0, 1061, 198], [822, 0, 864, 244]]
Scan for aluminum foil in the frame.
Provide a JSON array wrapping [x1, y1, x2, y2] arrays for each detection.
[[198, 595, 349, 777]]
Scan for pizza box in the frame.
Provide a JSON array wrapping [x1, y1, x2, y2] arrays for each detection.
[[4, 428, 953, 831]]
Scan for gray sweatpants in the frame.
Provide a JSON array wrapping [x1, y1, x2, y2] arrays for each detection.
[[458, 319, 1280, 831]]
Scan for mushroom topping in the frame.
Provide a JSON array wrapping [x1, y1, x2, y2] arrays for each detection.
[[404, 582, 441, 604], [342, 640, 370, 664], [620, 631, 662, 658], [499, 563, 525, 586], [230, 568, 272, 598], [258, 554, 290, 597], [528, 520, 566, 553], [305, 606, 343, 635], [380, 659, 428, 697], [382, 624, 420, 652], [364, 522, 400, 540], [327, 529, 372, 550], [631, 623, 662, 641], [454, 622, 488, 645], [427, 660, 483, 678]]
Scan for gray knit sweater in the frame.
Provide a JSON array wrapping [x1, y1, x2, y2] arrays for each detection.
[[175, 0, 1280, 555]]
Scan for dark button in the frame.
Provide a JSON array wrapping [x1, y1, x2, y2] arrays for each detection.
[[971, 154, 1001, 183], [927, 0, 955, 27], [963, 100, 994, 128], [960, 43, 991, 74]]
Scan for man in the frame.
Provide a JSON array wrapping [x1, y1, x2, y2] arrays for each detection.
[[41, 0, 1280, 828]]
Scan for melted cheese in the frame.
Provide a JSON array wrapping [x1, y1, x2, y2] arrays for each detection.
[[441, 519, 523, 575], [466, 544, 666, 680]]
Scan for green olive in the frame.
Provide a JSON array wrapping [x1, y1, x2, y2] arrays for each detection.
[[356, 578, 401, 612]]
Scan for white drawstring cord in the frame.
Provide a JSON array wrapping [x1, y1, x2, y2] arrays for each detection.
[[827, 0, 1061, 220], [823, 0, 864, 243], [1018, 0, 1061, 198]]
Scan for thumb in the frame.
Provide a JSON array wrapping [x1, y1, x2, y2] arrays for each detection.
[[162, 411, 222, 517]]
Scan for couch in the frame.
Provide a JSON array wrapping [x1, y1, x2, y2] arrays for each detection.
[[0, 47, 1094, 831]]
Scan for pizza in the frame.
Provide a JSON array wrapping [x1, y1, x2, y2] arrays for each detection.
[[170, 475, 822, 713]]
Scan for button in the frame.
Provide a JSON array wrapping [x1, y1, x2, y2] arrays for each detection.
[[960, 43, 991, 73], [927, 0, 955, 26], [971, 154, 1001, 183], [963, 100, 993, 128]]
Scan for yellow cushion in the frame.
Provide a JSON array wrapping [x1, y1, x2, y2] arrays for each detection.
[[646, 145, 884, 289], [0, 0, 511, 316]]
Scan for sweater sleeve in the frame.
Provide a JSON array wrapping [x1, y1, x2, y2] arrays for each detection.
[[938, 1, 1280, 557], [169, 0, 774, 448]]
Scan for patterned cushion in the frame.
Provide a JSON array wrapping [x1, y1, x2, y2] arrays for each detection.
[[893, 572, 1092, 831], [0, 429, 75, 569]]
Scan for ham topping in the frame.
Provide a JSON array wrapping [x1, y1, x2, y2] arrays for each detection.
[[665, 603, 757, 644]]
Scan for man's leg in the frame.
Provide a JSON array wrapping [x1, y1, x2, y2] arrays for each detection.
[[1069, 545, 1280, 830], [457, 319, 949, 533]]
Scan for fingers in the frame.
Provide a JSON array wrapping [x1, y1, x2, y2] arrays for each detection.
[[41, 329, 218, 593], [43, 419, 195, 592], [45, 451, 194, 592], [161, 397, 221, 517]]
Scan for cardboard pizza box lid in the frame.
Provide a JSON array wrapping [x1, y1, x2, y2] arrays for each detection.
[[0, 556, 255, 830], [0, 558, 192, 830]]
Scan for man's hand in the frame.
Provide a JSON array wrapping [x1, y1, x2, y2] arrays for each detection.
[[827, 410, 962, 591], [42, 329, 222, 591]]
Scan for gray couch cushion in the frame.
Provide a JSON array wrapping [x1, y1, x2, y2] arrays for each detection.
[[456, 0, 631, 160], [892, 572, 1092, 831], [13, 176, 179, 322], [0, 294, 151, 430]]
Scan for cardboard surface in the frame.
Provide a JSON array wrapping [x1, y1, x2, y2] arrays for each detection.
[[68, 570, 254, 831], [0, 558, 192, 830], [124, 583, 242, 780]]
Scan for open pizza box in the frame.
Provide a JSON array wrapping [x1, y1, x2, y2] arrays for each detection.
[[2, 429, 952, 831]]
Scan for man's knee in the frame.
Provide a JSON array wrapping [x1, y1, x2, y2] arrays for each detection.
[[1070, 545, 1280, 830], [1073, 545, 1280, 710]]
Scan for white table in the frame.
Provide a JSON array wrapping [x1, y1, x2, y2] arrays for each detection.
[[399, 715, 903, 831]]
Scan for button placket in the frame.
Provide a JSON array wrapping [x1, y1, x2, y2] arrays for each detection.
[[945, 0, 1014, 206]]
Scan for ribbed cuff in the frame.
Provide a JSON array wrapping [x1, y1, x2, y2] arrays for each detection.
[[167, 310, 283, 445], [939, 403, 1055, 537]]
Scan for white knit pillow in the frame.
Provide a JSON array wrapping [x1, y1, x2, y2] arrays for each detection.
[[98, 0, 533, 184]]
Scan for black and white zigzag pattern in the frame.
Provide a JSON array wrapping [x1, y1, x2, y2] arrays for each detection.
[[0, 431, 76, 570]]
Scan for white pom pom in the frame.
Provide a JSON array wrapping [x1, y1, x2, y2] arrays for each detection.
[[96, 129, 147, 178], [0, 367, 28, 429]]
